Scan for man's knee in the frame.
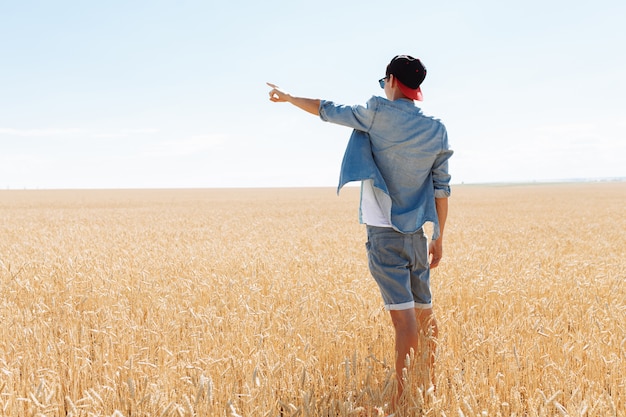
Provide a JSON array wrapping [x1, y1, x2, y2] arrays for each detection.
[[389, 309, 417, 332], [415, 308, 438, 337]]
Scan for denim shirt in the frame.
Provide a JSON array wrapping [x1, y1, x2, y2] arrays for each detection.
[[319, 96, 453, 239]]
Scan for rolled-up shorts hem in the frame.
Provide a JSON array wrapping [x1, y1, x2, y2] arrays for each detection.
[[385, 301, 433, 311]]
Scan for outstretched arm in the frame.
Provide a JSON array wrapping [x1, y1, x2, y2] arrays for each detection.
[[267, 82, 320, 116]]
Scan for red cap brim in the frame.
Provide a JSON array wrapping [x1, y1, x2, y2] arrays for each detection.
[[397, 80, 423, 101]]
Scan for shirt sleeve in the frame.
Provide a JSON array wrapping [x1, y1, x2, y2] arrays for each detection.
[[319, 97, 378, 132], [432, 127, 454, 198]]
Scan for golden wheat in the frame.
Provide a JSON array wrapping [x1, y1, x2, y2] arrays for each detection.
[[0, 183, 624, 416]]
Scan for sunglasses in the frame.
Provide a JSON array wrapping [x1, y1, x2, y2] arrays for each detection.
[[378, 76, 389, 89]]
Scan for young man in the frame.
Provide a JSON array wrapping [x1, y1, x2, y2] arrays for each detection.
[[267, 55, 453, 404]]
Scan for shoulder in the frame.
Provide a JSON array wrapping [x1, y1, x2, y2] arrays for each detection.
[[413, 105, 446, 126], [365, 95, 389, 109]]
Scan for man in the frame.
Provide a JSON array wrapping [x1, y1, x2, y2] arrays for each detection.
[[267, 55, 453, 405]]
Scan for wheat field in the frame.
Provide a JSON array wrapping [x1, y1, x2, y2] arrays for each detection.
[[0, 182, 624, 416]]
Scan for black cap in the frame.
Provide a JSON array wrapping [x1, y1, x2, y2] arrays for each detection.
[[386, 55, 426, 100]]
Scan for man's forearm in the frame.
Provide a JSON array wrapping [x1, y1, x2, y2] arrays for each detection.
[[429, 197, 448, 267], [267, 83, 320, 115], [286, 96, 321, 116], [435, 197, 448, 238]]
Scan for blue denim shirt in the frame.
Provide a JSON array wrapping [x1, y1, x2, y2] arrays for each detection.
[[319, 96, 453, 239]]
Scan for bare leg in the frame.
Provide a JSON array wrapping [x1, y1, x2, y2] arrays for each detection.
[[389, 309, 419, 406], [415, 308, 438, 390], [388, 307, 438, 410]]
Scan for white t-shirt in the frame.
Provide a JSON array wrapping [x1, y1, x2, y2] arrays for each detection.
[[360, 180, 392, 228]]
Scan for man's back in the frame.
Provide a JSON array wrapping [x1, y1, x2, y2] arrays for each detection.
[[320, 96, 452, 236], [361, 96, 450, 203]]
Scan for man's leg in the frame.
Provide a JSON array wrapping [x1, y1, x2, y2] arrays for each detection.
[[389, 308, 438, 399], [389, 308, 419, 403], [415, 307, 438, 389]]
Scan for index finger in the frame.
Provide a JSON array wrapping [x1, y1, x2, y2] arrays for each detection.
[[266, 82, 279, 89]]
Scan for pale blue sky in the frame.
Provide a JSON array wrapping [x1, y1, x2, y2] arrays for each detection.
[[1, 0, 624, 189]]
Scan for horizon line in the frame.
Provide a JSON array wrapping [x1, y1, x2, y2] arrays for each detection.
[[2, 177, 625, 191]]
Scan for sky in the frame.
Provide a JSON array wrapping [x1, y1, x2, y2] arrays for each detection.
[[1, 0, 625, 189]]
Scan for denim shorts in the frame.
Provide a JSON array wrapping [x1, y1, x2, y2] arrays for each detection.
[[365, 225, 432, 311]]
